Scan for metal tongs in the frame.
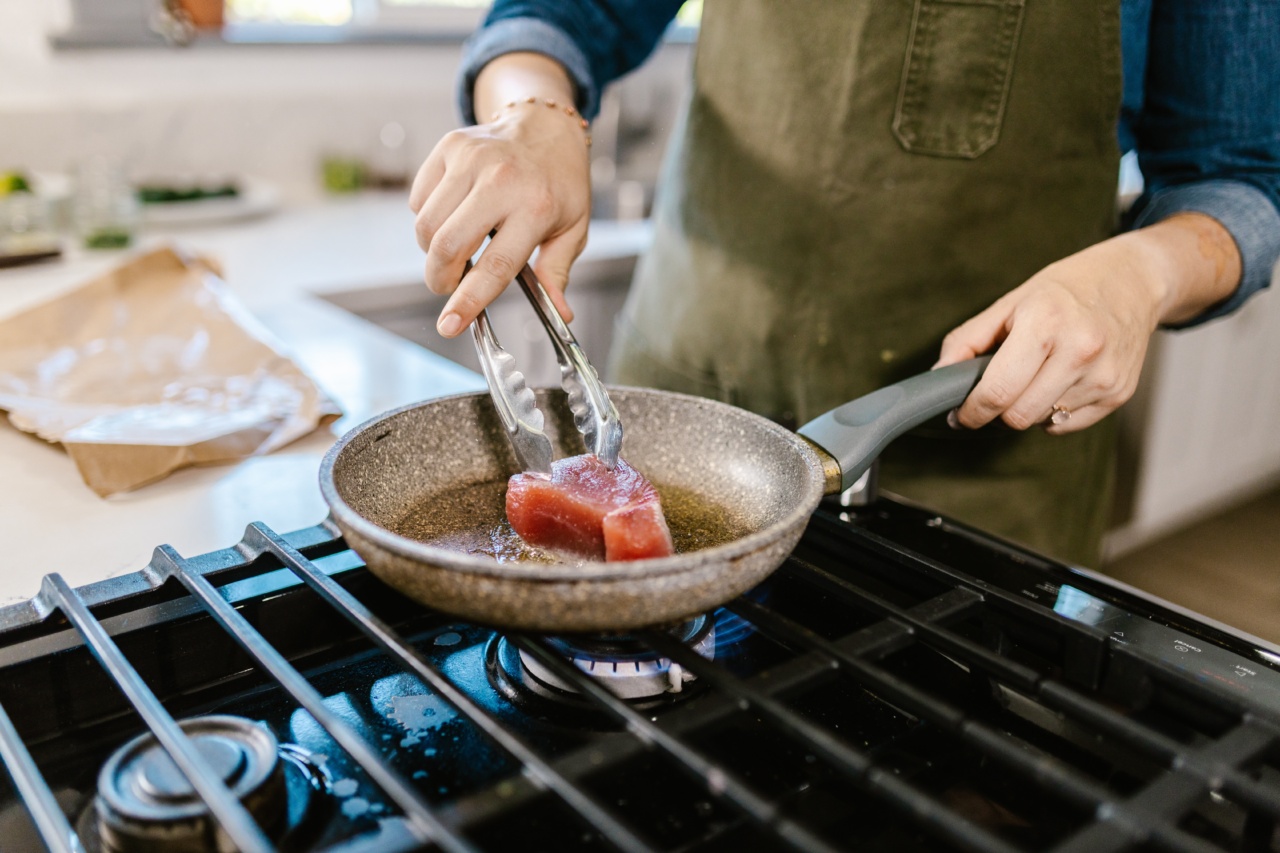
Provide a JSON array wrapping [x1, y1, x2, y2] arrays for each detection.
[[469, 260, 623, 475]]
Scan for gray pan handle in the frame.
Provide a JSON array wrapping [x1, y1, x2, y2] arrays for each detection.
[[796, 356, 991, 493]]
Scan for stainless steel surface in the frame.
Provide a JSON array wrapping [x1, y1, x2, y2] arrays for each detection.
[[513, 264, 623, 470], [838, 460, 879, 507], [470, 308, 553, 475]]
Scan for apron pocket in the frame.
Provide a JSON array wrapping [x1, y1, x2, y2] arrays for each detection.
[[893, 0, 1026, 159]]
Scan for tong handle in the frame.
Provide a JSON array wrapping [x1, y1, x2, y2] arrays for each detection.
[[514, 263, 623, 469], [468, 263, 554, 474]]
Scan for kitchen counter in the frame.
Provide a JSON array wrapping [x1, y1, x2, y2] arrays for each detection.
[[4, 192, 1275, 600], [0, 195, 651, 601]]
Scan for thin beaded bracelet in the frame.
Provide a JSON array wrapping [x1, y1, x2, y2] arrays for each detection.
[[489, 96, 592, 147]]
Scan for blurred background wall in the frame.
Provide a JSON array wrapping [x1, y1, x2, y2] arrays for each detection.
[[0, 0, 691, 204]]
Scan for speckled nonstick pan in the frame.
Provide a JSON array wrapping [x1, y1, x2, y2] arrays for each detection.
[[319, 357, 988, 632]]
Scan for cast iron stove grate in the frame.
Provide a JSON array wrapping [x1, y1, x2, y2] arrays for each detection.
[[0, 498, 1278, 852]]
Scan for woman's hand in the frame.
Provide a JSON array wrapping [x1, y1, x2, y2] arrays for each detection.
[[409, 53, 592, 338], [935, 213, 1242, 434]]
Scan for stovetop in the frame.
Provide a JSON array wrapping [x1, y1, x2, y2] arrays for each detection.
[[1, 496, 1278, 852]]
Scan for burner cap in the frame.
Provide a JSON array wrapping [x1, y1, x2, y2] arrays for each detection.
[[516, 614, 715, 700], [96, 715, 286, 852], [133, 735, 247, 804]]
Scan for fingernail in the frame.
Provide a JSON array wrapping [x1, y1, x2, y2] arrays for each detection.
[[437, 312, 463, 337], [946, 408, 962, 430]]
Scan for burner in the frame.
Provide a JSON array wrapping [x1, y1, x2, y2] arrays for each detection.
[[94, 715, 287, 852], [492, 615, 715, 705]]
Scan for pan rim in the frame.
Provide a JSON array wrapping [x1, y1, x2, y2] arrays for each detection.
[[318, 386, 828, 582]]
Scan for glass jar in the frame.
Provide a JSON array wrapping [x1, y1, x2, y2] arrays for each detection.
[[73, 156, 138, 250], [0, 188, 58, 257]]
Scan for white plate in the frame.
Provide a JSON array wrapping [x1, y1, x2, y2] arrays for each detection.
[[139, 178, 280, 227]]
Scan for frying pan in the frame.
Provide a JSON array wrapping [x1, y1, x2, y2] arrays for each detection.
[[318, 357, 988, 632]]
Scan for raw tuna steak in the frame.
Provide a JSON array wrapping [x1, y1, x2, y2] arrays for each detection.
[[506, 454, 675, 561]]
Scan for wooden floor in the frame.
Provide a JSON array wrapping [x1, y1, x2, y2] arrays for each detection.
[[1102, 487, 1280, 645]]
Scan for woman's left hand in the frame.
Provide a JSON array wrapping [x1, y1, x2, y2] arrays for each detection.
[[934, 213, 1241, 434]]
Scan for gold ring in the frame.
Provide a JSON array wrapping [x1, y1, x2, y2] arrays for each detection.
[[1049, 406, 1071, 426]]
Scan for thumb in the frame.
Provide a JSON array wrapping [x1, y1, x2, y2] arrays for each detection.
[[933, 302, 1011, 369], [531, 225, 587, 324]]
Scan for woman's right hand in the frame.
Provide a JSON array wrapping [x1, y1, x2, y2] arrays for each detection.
[[409, 53, 593, 338]]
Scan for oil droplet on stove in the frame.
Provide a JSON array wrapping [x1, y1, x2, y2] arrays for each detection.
[[389, 694, 457, 734], [400, 735, 421, 747], [434, 632, 462, 647], [333, 778, 359, 797], [341, 797, 370, 818], [413, 770, 428, 780]]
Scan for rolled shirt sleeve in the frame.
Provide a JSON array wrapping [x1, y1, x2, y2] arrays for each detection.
[[456, 1, 684, 124], [1124, 0, 1280, 327], [1131, 180, 1280, 327]]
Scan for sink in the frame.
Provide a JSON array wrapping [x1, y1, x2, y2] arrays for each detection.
[[317, 222, 648, 388]]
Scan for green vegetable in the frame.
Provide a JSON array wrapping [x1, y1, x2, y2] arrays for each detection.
[[136, 183, 240, 204], [322, 158, 365, 194], [0, 171, 32, 196], [84, 227, 133, 249]]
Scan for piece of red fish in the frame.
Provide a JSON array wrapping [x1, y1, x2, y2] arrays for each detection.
[[505, 454, 675, 561]]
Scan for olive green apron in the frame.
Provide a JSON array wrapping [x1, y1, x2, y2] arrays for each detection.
[[608, 0, 1123, 566]]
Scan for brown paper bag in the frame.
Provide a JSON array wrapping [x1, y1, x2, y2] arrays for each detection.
[[0, 247, 342, 496]]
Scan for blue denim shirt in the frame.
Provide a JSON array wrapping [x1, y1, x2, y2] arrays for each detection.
[[459, 0, 1280, 326]]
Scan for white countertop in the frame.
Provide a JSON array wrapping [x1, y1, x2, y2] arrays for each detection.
[[0, 194, 650, 602]]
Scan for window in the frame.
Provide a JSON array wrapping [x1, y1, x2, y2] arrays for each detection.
[[53, 0, 490, 48], [222, 0, 489, 42]]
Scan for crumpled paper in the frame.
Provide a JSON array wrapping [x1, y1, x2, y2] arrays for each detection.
[[0, 247, 341, 496]]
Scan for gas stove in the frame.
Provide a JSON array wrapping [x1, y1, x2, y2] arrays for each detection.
[[1, 496, 1278, 852]]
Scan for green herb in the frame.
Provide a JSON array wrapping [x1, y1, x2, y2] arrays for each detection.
[[136, 184, 240, 204]]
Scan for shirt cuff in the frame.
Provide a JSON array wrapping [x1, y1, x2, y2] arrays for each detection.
[[1130, 180, 1280, 328], [455, 16, 599, 125]]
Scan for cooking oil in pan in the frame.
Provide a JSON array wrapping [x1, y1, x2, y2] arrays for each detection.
[[392, 480, 751, 565]]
